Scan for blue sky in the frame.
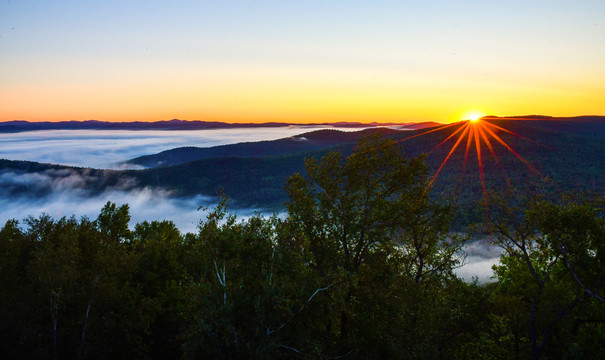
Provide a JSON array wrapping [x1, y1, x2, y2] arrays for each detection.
[[2, 0, 604, 122]]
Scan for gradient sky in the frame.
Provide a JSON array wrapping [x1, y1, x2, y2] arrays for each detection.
[[2, 0, 604, 123]]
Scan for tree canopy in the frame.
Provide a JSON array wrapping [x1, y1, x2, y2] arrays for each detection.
[[0, 135, 603, 359]]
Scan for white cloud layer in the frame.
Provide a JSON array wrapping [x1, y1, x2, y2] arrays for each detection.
[[0, 186, 269, 234], [0, 126, 360, 169], [455, 240, 503, 283]]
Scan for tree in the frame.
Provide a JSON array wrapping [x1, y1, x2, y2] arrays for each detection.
[[535, 197, 605, 303], [284, 134, 467, 358], [0, 219, 40, 358], [1, 203, 161, 359], [132, 220, 188, 359], [26, 215, 81, 360], [488, 190, 605, 359], [182, 199, 310, 359]]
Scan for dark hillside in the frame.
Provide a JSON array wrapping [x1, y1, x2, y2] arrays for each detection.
[[123, 128, 402, 168], [123, 118, 605, 214]]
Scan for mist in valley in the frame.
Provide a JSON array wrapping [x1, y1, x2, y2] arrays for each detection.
[[0, 127, 501, 281], [0, 127, 315, 231], [0, 126, 358, 169]]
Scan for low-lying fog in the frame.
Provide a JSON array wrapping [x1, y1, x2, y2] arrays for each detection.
[[1, 188, 215, 233], [0, 126, 500, 282], [0, 125, 361, 229], [1, 126, 343, 230], [455, 240, 501, 283], [0, 126, 357, 169]]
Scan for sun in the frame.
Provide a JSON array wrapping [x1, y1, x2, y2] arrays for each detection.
[[463, 111, 484, 122]]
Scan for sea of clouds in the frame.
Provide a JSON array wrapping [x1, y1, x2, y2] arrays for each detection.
[[0, 126, 500, 281], [0, 126, 349, 169], [0, 126, 345, 231]]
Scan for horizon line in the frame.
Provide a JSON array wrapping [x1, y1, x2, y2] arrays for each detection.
[[3, 114, 605, 125]]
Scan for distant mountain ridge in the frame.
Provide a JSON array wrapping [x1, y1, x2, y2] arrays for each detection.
[[482, 115, 605, 121], [0, 119, 442, 133]]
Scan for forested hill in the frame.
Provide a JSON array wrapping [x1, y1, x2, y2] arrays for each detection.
[[1, 117, 604, 217], [123, 128, 401, 168], [129, 117, 605, 209]]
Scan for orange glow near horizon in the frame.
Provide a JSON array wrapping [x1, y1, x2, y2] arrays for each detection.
[[2, 83, 603, 123], [2, 74, 604, 124]]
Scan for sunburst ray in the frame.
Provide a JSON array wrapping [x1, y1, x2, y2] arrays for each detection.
[[476, 122, 508, 182], [429, 122, 470, 154], [483, 121, 539, 145], [473, 125, 488, 197], [480, 122, 542, 176], [427, 122, 472, 189]]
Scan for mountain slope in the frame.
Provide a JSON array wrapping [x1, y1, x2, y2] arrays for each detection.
[[124, 128, 401, 168], [127, 117, 605, 210]]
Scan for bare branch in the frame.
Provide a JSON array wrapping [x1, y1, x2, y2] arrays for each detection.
[[327, 349, 354, 359], [560, 244, 605, 302], [266, 323, 285, 335], [307, 282, 336, 304], [78, 274, 101, 359], [280, 344, 302, 353]]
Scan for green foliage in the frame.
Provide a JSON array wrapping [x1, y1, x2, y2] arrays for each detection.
[[1, 134, 604, 359], [487, 190, 605, 360], [283, 134, 470, 358]]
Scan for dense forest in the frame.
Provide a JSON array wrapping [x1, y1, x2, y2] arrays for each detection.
[[1, 135, 604, 359]]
